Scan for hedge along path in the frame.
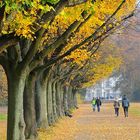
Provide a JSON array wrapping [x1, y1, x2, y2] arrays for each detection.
[[39, 103, 140, 140]]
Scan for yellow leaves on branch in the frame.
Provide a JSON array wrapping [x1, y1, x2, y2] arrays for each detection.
[[93, 57, 121, 79], [93, 53, 101, 61], [14, 12, 36, 40], [44, 0, 136, 60], [38, 0, 136, 51], [83, 55, 122, 88], [1, 0, 53, 39], [1, 0, 136, 43], [115, 0, 136, 19], [65, 49, 91, 66]]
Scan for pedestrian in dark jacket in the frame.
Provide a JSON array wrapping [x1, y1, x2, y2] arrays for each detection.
[[96, 97, 102, 112], [122, 95, 130, 117], [113, 98, 120, 117]]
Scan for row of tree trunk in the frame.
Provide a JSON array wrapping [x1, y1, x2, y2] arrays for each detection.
[[7, 66, 78, 140]]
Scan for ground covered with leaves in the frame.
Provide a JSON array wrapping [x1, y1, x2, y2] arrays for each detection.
[[1, 103, 140, 140]]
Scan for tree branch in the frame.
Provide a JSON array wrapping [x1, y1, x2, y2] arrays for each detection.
[[0, 52, 8, 71], [30, 11, 90, 70], [20, 0, 71, 70], [34, 0, 69, 32], [20, 28, 45, 70], [0, 38, 18, 53]]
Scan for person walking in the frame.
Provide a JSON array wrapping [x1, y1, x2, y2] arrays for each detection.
[[91, 97, 96, 111], [122, 95, 130, 117], [113, 98, 120, 117], [96, 97, 102, 112]]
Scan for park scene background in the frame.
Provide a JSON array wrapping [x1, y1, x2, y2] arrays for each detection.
[[0, 0, 140, 140]]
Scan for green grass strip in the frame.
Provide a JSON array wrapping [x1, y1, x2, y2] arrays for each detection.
[[0, 113, 7, 121]]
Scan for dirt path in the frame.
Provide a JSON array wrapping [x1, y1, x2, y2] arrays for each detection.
[[72, 103, 140, 140], [40, 103, 140, 140], [1, 104, 140, 140]]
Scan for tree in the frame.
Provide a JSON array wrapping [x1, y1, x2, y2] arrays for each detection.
[[0, 0, 136, 139]]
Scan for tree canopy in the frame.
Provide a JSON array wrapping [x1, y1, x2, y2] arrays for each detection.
[[0, 0, 136, 139]]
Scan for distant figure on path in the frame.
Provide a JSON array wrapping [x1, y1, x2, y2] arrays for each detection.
[[122, 95, 130, 117], [113, 98, 120, 117], [91, 97, 96, 111], [96, 97, 102, 112]]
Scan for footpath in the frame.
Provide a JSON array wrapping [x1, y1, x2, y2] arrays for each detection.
[[39, 103, 140, 140], [1, 103, 140, 140]]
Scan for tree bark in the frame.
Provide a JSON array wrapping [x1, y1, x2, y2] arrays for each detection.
[[24, 72, 37, 139], [72, 88, 78, 108], [56, 82, 63, 117], [60, 84, 64, 115], [47, 77, 55, 125], [63, 86, 69, 114], [35, 77, 48, 128], [7, 70, 26, 140], [52, 80, 58, 121], [67, 86, 73, 110]]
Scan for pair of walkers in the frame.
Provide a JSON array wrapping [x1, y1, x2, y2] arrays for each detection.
[[114, 95, 130, 117], [92, 97, 102, 112]]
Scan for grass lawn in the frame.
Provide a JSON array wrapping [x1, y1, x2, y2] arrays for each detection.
[[0, 114, 7, 140], [0, 114, 7, 121]]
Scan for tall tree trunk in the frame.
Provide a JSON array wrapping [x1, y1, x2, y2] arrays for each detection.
[[52, 80, 58, 121], [24, 72, 37, 139], [72, 89, 78, 108], [7, 70, 26, 140], [56, 82, 63, 117], [35, 77, 48, 128], [47, 77, 55, 125], [67, 86, 73, 110], [60, 84, 64, 115], [63, 86, 69, 114]]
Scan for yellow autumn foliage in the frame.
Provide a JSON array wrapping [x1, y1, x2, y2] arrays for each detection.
[[1, 0, 53, 39], [1, 0, 136, 42], [65, 49, 91, 66], [83, 55, 122, 88], [41, 0, 136, 65], [38, 117, 79, 140]]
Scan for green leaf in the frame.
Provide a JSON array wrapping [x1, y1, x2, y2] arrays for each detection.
[[41, 0, 60, 5]]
